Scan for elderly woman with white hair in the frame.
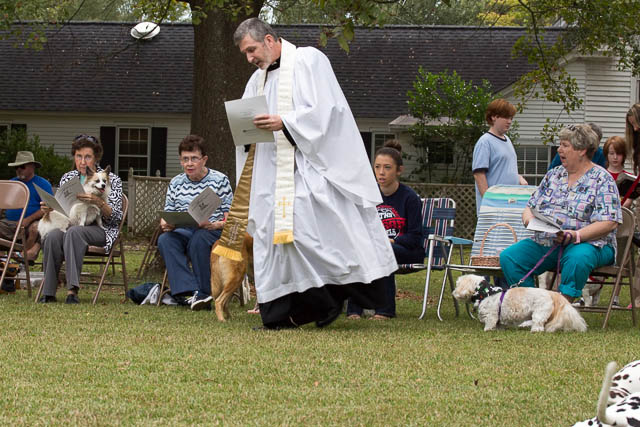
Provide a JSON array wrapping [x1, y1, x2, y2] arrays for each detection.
[[500, 124, 622, 302]]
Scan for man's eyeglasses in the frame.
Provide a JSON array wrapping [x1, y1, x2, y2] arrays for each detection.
[[16, 165, 26, 170], [74, 134, 98, 143], [180, 156, 203, 164]]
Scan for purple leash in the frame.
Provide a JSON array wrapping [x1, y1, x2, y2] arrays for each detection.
[[498, 232, 570, 324]]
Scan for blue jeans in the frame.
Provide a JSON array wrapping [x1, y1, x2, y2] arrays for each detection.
[[347, 243, 423, 318], [499, 238, 615, 298], [157, 227, 222, 296]]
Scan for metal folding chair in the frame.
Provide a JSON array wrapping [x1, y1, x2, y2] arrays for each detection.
[[395, 198, 472, 320], [437, 185, 537, 319], [0, 180, 32, 297], [577, 207, 637, 328]]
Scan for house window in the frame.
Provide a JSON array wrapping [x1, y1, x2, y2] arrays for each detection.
[[360, 132, 396, 161], [373, 133, 396, 154], [516, 145, 550, 185], [117, 127, 149, 177], [0, 125, 7, 140], [428, 141, 454, 164]]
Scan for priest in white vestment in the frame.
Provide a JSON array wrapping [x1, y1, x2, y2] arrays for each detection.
[[233, 18, 397, 329]]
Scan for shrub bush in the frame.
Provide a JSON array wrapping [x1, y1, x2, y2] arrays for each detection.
[[0, 128, 71, 185]]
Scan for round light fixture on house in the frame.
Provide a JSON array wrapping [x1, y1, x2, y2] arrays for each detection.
[[130, 22, 161, 40]]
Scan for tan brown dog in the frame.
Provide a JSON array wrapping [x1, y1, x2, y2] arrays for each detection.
[[210, 233, 253, 321]]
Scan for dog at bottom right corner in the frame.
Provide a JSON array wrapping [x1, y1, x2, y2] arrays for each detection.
[[573, 360, 640, 426], [210, 233, 253, 322]]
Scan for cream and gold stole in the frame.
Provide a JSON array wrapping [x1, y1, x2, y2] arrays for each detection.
[[213, 39, 297, 261]]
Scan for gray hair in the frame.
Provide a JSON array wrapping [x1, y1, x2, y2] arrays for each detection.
[[587, 122, 603, 142], [233, 18, 278, 46], [558, 124, 599, 159]]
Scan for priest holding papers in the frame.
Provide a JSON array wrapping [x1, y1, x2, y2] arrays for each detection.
[[217, 18, 396, 329], [157, 135, 233, 311], [500, 124, 621, 302]]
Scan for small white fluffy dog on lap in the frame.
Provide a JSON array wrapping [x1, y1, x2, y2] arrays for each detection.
[[452, 274, 587, 332]]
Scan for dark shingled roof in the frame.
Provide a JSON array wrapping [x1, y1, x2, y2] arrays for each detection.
[[0, 22, 560, 117]]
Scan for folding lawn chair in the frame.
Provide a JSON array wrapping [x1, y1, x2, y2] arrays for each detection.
[[0, 180, 33, 297], [397, 198, 472, 320], [436, 185, 537, 320], [574, 207, 636, 328]]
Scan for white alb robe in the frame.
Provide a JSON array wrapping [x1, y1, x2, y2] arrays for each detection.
[[238, 46, 397, 303]]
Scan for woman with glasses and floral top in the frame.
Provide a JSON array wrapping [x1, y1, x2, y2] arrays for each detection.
[[157, 135, 233, 311], [499, 124, 622, 302], [39, 135, 124, 304]]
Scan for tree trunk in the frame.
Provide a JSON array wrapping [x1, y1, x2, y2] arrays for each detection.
[[188, 1, 262, 185]]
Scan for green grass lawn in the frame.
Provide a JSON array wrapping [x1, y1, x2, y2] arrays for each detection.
[[0, 246, 637, 426]]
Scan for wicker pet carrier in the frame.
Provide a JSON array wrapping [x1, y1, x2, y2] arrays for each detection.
[[470, 222, 517, 267]]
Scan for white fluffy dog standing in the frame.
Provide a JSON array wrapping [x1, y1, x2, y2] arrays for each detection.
[[452, 274, 587, 332], [38, 166, 111, 239]]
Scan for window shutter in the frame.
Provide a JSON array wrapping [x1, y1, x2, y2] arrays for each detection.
[[11, 123, 27, 132], [361, 132, 372, 160], [150, 127, 167, 176], [100, 126, 116, 171]]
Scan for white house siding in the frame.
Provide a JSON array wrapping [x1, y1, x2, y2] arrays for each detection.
[[502, 57, 636, 146], [584, 57, 634, 138], [0, 111, 190, 177], [502, 60, 587, 147]]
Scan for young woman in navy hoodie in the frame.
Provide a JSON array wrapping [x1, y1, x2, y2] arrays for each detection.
[[346, 140, 423, 319]]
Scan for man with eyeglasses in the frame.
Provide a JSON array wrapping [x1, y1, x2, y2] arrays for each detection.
[[0, 151, 52, 292], [157, 135, 233, 310], [231, 18, 397, 329]]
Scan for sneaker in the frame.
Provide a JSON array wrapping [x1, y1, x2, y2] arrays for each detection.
[[65, 294, 79, 304], [190, 291, 213, 311], [173, 293, 192, 307], [140, 284, 160, 305]]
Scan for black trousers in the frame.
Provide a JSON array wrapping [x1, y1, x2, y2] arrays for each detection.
[[259, 280, 386, 328]]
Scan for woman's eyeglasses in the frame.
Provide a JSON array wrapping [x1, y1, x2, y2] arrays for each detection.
[[180, 156, 203, 164], [75, 154, 95, 162]]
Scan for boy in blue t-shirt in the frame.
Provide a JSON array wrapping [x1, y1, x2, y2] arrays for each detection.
[[472, 99, 527, 214]]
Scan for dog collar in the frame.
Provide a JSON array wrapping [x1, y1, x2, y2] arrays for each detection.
[[470, 280, 505, 305]]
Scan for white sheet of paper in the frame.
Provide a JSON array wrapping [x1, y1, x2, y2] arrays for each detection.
[[35, 184, 66, 216], [527, 207, 562, 233], [224, 95, 275, 146], [159, 187, 222, 228], [158, 211, 198, 228], [616, 171, 637, 184], [187, 187, 221, 225], [35, 176, 83, 217]]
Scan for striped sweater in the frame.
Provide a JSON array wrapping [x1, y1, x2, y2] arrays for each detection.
[[164, 169, 232, 222]]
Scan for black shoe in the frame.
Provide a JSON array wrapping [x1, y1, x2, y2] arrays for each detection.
[[315, 305, 343, 328], [65, 294, 79, 304], [173, 293, 192, 307], [38, 295, 57, 303], [1, 279, 16, 293]]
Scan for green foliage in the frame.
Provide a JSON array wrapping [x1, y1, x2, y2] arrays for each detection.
[[406, 68, 494, 184], [0, 128, 71, 184]]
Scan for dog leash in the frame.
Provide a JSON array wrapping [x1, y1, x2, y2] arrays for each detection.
[[499, 232, 571, 324], [513, 232, 570, 287]]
